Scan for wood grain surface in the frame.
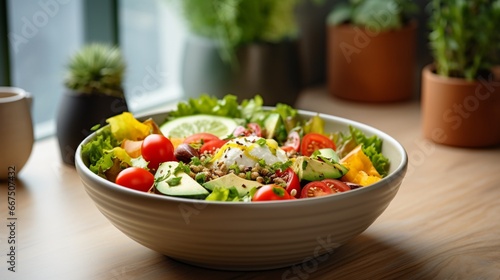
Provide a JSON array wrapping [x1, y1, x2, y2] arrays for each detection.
[[1, 87, 499, 280]]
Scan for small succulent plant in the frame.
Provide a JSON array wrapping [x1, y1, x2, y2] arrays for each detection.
[[327, 0, 418, 31], [64, 43, 126, 98]]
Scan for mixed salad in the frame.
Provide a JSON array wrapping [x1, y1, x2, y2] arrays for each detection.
[[81, 95, 390, 202]]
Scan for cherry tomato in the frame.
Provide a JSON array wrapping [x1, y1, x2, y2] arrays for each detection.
[[141, 134, 176, 171], [183, 133, 220, 147], [252, 184, 296, 202], [276, 168, 301, 198], [300, 133, 336, 156], [281, 130, 300, 153], [200, 138, 227, 154], [300, 181, 334, 198], [321, 179, 350, 193], [115, 167, 154, 192], [233, 123, 262, 137]]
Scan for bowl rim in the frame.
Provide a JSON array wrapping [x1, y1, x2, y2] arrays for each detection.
[[75, 108, 408, 205]]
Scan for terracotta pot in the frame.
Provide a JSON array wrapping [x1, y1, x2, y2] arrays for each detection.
[[56, 91, 128, 165], [327, 22, 417, 102], [421, 64, 500, 147], [181, 36, 301, 106]]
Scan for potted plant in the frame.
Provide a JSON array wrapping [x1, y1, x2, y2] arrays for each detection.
[[326, 0, 419, 102], [421, 0, 500, 147], [56, 43, 129, 165], [295, 0, 338, 86], [178, 0, 302, 106]]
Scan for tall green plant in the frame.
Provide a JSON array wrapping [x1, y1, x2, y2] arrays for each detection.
[[180, 0, 299, 63], [429, 0, 500, 80]]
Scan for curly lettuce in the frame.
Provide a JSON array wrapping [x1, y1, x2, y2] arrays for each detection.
[[81, 113, 151, 180], [168, 94, 242, 119], [81, 127, 118, 175], [340, 126, 390, 177]]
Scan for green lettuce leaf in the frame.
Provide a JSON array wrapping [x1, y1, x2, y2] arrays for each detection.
[[240, 95, 264, 121], [272, 103, 300, 138], [168, 94, 241, 119], [362, 145, 390, 178], [81, 127, 118, 175], [205, 186, 240, 202], [205, 186, 258, 202], [345, 126, 390, 177]]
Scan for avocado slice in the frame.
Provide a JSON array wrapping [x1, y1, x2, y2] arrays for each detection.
[[203, 173, 262, 196], [312, 148, 340, 163], [154, 161, 209, 199], [264, 113, 281, 139], [292, 156, 349, 181]]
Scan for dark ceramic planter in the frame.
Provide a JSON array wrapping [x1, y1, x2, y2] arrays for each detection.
[[56, 91, 128, 165], [181, 36, 301, 106], [295, 0, 337, 86]]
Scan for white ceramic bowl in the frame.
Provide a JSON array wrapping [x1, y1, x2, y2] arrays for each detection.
[[75, 109, 408, 271]]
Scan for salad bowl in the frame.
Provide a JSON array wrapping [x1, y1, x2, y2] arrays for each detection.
[[75, 108, 408, 271]]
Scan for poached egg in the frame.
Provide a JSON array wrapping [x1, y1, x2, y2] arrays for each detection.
[[211, 136, 288, 168]]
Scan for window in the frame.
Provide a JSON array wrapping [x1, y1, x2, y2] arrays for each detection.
[[119, 0, 184, 113], [6, 0, 84, 139], [1, 0, 186, 139]]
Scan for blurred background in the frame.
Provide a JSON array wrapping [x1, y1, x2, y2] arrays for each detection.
[[0, 0, 432, 140]]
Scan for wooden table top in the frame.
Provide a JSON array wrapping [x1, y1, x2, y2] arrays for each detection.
[[2, 87, 500, 280]]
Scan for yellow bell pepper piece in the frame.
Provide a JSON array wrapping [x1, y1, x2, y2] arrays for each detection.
[[106, 112, 151, 141], [340, 145, 381, 186], [169, 137, 185, 149]]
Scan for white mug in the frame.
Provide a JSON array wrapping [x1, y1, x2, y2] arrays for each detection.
[[0, 87, 34, 180]]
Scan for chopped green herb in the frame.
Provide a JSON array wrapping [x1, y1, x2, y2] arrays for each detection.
[[166, 176, 182, 186], [272, 186, 285, 197], [90, 124, 101, 131], [256, 138, 267, 146], [195, 172, 207, 184], [191, 157, 202, 166], [229, 164, 240, 174], [174, 162, 191, 175]]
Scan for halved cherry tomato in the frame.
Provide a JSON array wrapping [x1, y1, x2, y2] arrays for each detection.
[[233, 123, 262, 137], [300, 133, 336, 156], [200, 139, 227, 154], [281, 130, 300, 153], [115, 167, 154, 192], [300, 181, 334, 198], [276, 168, 301, 198], [322, 179, 350, 193], [141, 134, 176, 171], [252, 184, 296, 201]]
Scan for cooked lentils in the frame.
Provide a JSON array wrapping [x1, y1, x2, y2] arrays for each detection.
[[186, 152, 288, 186]]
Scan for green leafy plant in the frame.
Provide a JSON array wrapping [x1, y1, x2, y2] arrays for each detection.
[[64, 43, 126, 97], [179, 0, 299, 63], [428, 0, 500, 80], [327, 0, 418, 31]]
